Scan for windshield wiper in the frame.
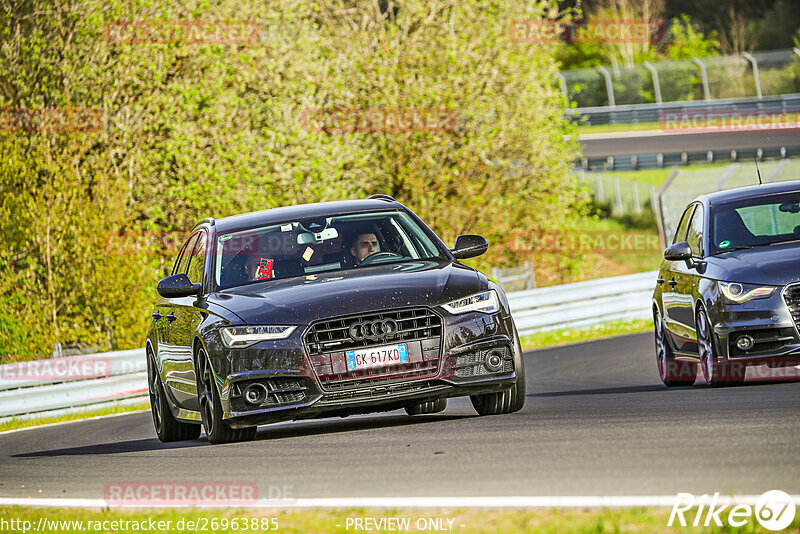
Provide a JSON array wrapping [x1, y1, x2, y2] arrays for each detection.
[[713, 245, 754, 255]]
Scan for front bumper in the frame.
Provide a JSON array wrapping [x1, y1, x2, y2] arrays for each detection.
[[711, 287, 800, 364], [212, 309, 520, 429]]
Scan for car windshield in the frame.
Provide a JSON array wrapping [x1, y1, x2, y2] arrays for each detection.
[[213, 210, 445, 290], [710, 191, 800, 255]]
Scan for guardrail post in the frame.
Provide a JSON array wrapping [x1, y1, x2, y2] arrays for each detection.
[[794, 47, 800, 59], [555, 73, 569, 102], [613, 176, 623, 215], [692, 58, 711, 101], [742, 52, 762, 100], [597, 66, 616, 108], [643, 61, 662, 104], [633, 181, 641, 214]]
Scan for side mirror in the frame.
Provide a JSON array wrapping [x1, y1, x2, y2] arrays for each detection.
[[664, 241, 692, 262], [157, 273, 201, 298], [451, 234, 489, 259]]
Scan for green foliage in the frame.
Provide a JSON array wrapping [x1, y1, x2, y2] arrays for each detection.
[[665, 15, 720, 60], [0, 0, 586, 360]]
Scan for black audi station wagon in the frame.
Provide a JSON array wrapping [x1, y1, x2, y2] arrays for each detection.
[[653, 180, 800, 387], [146, 196, 526, 443]]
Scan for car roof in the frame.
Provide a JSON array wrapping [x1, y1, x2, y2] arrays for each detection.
[[208, 198, 404, 233], [698, 179, 800, 207]]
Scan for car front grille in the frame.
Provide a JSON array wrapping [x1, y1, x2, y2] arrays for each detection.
[[784, 284, 800, 330], [304, 307, 443, 390]]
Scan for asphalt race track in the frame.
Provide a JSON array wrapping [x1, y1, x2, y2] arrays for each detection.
[[579, 129, 800, 158], [1, 333, 799, 500]]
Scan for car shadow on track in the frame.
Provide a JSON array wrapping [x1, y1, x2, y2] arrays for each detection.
[[12, 414, 472, 456], [250, 413, 472, 442], [528, 384, 666, 397]]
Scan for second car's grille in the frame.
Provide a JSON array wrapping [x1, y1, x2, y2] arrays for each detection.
[[784, 284, 800, 329], [304, 307, 442, 356]]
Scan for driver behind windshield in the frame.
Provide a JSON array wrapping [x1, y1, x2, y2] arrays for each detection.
[[350, 228, 380, 265]]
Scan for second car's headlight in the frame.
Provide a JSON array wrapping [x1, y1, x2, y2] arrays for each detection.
[[221, 325, 297, 348], [719, 282, 775, 304], [442, 290, 499, 314]]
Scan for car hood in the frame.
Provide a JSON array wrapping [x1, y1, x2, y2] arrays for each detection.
[[706, 242, 800, 286], [207, 260, 484, 325]]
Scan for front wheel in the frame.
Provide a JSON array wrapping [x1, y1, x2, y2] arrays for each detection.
[[148, 352, 201, 442], [697, 308, 745, 387], [196, 348, 257, 444], [470, 335, 526, 415], [405, 398, 447, 415], [654, 308, 696, 387]]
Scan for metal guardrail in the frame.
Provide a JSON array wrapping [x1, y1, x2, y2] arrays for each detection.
[[509, 271, 657, 336], [568, 93, 800, 126], [0, 271, 658, 419]]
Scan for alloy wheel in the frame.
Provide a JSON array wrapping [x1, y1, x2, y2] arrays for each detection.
[[147, 357, 163, 434], [697, 311, 715, 383], [654, 311, 667, 381], [198, 350, 216, 436]]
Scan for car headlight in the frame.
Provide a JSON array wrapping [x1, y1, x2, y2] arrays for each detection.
[[221, 325, 297, 348], [719, 282, 775, 304], [442, 290, 499, 314]]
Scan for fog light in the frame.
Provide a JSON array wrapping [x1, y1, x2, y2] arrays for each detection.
[[485, 350, 504, 372], [736, 335, 754, 351], [243, 383, 268, 405]]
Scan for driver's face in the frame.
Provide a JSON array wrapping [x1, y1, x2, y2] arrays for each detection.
[[351, 233, 379, 264]]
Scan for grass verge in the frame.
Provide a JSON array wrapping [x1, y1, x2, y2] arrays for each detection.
[[0, 400, 150, 433], [3, 506, 796, 533], [520, 319, 653, 351], [574, 121, 662, 135]]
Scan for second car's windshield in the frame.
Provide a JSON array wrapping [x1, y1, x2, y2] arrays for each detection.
[[711, 191, 800, 254], [213, 210, 444, 290]]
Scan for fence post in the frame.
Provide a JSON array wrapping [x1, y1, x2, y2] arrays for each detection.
[[596, 174, 605, 202], [613, 177, 623, 215], [643, 61, 662, 104], [555, 72, 569, 102], [692, 57, 711, 101], [597, 66, 616, 108], [633, 181, 641, 214], [742, 52, 762, 100]]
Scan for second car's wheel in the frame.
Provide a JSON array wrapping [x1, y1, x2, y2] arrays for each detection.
[[654, 308, 696, 387], [196, 348, 257, 444], [697, 307, 743, 387], [147, 352, 201, 442], [405, 398, 447, 415]]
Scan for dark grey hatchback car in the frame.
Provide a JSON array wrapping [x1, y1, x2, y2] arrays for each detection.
[[653, 180, 800, 387], [146, 196, 525, 443]]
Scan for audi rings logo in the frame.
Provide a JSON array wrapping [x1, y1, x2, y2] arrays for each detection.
[[348, 319, 398, 341]]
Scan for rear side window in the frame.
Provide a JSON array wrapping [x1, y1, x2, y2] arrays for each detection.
[[672, 205, 695, 245]]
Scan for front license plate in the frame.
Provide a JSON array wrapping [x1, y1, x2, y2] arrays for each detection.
[[346, 343, 409, 372]]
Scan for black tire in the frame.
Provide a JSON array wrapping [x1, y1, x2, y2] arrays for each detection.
[[655, 308, 697, 387], [196, 348, 257, 444], [405, 398, 447, 415], [697, 307, 744, 387], [147, 352, 201, 442], [470, 326, 526, 415]]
